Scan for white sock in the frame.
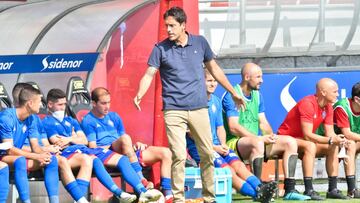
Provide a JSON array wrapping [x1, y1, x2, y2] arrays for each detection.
[[77, 197, 89, 203]]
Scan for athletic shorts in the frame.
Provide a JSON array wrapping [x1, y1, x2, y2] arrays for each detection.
[[61, 144, 115, 163], [135, 149, 147, 167], [213, 149, 240, 168]]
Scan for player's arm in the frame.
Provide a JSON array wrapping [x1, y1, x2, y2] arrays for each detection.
[[3, 138, 51, 165], [228, 116, 257, 137], [214, 126, 229, 155], [29, 138, 45, 154], [88, 141, 97, 148], [340, 127, 360, 142], [258, 113, 273, 135], [134, 66, 158, 110]]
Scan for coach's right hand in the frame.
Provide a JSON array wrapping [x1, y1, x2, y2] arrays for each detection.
[[134, 95, 142, 111]]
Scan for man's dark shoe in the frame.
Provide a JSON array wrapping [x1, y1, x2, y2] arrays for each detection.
[[326, 189, 350, 199], [255, 181, 277, 203], [304, 189, 325, 200], [348, 188, 360, 198]]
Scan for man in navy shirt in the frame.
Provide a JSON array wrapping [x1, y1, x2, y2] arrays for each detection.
[[134, 7, 244, 203], [0, 84, 59, 203]]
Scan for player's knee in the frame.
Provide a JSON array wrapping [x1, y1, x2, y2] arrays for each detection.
[[252, 138, 265, 154], [306, 141, 316, 155], [285, 137, 298, 152], [161, 148, 172, 161], [81, 155, 93, 168]]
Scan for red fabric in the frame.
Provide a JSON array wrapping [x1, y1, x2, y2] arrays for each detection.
[[334, 98, 360, 128], [278, 95, 333, 138]]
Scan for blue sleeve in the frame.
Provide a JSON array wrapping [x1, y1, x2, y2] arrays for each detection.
[[81, 117, 96, 142], [200, 36, 214, 62], [113, 113, 126, 136], [37, 120, 47, 140], [43, 118, 58, 139], [27, 117, 39, 139], [71, 118, 83, 133], [222, 92, 239, 118], [259, 92, 265, 113], [0, 115, 14, 140], [147, 45, 161, 68]]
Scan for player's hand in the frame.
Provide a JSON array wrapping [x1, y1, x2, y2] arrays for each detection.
[[133, 96, 142, 111], [232, 93, 246, 111], [214, 145, 229, 156], [55, 135, 72, 149], [262, 134, 277, 144], [133, 142, 147, 151], [44, 145, 61, 155], [331, 134, 345, 145], [36, 152, 52, 166]]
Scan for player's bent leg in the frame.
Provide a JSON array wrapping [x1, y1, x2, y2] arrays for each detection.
[[0, 161, 9, 203], [347, 143, 360, 198], [316, 144, 349, 199], [141, 146, 173, 200], [57, 155, 89, 203], [2, 156, 30, 203], [68, 153, 93, 196], [91, 156, 138, 203], [112, 135, 149, 187], [237, 137, 264, 179]]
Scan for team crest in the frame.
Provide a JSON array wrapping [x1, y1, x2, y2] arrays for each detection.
[[64, 121, 71, 127], [22, 125, 27, 133], [322, 111, 326, 119], [211, 104, 216, 113]]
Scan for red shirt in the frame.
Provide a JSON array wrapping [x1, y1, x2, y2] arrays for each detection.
[[278, 95, 333, 138], [334, 98, 360, 128]]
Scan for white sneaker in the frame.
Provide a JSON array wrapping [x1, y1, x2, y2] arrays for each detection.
[[116, 192, 137, 203], [138, 189, 162, 203]]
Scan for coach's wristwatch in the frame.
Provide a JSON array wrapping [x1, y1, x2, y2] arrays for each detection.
[[328, 137, 333, 145]]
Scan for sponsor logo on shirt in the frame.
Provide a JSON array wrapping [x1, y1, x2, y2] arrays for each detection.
[[96, 123, 101, 128], [108, 120, 114, 127]]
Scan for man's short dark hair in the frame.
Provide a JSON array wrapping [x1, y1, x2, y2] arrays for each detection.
[[18, 85, 41, 107], [352, 82, 360, 99], [47, 88, 66, 103], [164, 7, 187, 24], [91, 87, 110, 103], [12, 83, 33, 107]]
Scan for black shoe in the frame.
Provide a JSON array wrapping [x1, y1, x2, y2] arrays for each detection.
[[255, 181, 277, 203], [326, 189, 350, 199], [304, 189, 325, 201], [348, 188, 360, 198]]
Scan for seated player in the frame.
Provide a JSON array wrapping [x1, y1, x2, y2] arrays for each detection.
[[222, 63, 308, 200], [81, 87, 173, 202], [0, 84, 60, 203], [43, 88, 161, 203], [278, 78, 348, 200]]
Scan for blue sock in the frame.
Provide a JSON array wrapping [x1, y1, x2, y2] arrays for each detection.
[[161, 177, 172, 196], [117, 156, 146, 194], [14, 156, 30, 202], [44, 156, 59, 202], [246, 175, 262, 190], [240, 182, 257, 198], [65, 181, 84, 201], [0, 166, 9, 203], [93, 158, 122, 196], [131, 162, 144, 179], [76, 179, 90, 197]]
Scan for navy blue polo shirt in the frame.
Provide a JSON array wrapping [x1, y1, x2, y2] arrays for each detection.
[[148, 33, 214, 110]]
